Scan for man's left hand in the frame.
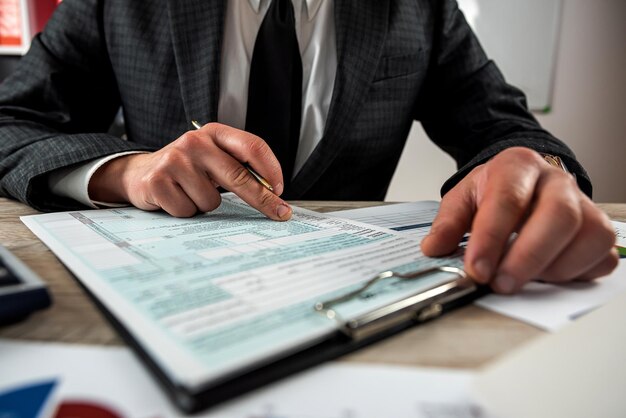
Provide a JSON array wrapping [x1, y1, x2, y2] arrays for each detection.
[[421, 147, 618, 294]]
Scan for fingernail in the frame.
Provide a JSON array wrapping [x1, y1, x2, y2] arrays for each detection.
[[494, 274, 516, 294], [274, 182, 284, 196], [473, 258, 492, 282], [277, 204, 291, 220]]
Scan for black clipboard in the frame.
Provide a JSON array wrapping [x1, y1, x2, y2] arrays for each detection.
[[77, 264, 487, 413]]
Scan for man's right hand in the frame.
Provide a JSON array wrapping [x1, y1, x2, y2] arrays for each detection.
[[89, 123, 292, 220]]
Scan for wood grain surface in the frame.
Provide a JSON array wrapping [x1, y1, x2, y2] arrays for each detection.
[[0, 198, 623, 369]]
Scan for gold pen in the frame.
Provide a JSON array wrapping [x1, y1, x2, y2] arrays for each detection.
[[191, 120, 274, 192]]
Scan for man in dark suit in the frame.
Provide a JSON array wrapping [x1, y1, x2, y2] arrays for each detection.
[[0, 0, 617, 293]]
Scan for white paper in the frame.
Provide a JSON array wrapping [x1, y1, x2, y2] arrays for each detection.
[[475, 221, 626, 331], [0, 339, 481, 418], [474, 261, 626, 331]]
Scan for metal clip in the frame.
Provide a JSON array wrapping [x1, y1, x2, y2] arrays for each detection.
[[314, 266, 476, 341]]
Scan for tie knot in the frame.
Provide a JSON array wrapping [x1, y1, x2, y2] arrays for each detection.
[[270, 0, 295, 26]]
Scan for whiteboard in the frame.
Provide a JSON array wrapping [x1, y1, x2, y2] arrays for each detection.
[[457, 0, 563, 112]]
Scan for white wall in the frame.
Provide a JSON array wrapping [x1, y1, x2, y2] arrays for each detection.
[[386, 0, 626, 203]]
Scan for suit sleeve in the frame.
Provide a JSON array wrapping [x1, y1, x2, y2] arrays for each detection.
[[0, 0, 154, 212], [414, 0, 592, 198]]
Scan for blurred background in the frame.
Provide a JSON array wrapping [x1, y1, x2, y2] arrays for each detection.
[[1, 0, 624, 203], [387, 0, 626, 203]]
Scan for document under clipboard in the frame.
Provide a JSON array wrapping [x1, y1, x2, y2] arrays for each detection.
[[89, 264, 486, 413], [20, 196, 488, 413]]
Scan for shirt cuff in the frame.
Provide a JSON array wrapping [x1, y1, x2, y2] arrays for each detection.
[[48, 151, 150, 208]]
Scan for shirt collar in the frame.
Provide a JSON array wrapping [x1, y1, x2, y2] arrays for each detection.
[[248, 0, 324, 21]]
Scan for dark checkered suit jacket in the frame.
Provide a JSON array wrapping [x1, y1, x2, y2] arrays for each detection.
[[0, 0, 591, 211]]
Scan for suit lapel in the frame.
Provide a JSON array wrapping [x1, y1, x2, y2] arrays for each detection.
[[288, 0, 390, 198], [167, 0, 226, 126]]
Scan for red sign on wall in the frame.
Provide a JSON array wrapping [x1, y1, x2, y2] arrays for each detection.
[[0, 0, 25, 48], [0, 0, 59, 54]]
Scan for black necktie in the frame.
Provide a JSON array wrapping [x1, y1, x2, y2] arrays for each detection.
[[245, 0, 302, 187]]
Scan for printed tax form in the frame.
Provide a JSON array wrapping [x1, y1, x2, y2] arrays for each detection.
[[21, 195, 463, 393]]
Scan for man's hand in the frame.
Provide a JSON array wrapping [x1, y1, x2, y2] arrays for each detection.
[[89, 123, 292, 220], [421, 147, 618, 294]]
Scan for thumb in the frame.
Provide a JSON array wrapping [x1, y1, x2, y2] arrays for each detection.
[[421, 180, 475, 257]]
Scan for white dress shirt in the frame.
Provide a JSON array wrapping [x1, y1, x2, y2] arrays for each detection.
[[49, 0, 337, 207]]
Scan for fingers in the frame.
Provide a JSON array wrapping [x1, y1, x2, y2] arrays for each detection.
[[130, 123, 292, 220], [538, 198, 616, 282], [422, 147, 618, 294], [490, 175, 616, 293], [574, 248, 619, 281], [125, 145, 219, 217], [463, 148, 542, 284], [200, 123, 285, 196], [462, 148, 616, 293], [490, 172, 582, 293], [421, 174, 475, 256], [149, 177, 199, 218], [171, 165, 223, 214], [180, 124, 292, 221], [203, 151, 292, 221]]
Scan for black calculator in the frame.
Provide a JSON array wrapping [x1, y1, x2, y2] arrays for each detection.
[[0, 244, 52, 324]]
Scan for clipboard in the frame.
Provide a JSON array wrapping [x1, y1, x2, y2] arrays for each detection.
[[21, 199, 488, 414], [79, 263, 487, 413]]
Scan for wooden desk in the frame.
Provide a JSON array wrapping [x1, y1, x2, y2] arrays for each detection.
[[1, 198, 624, 369]]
